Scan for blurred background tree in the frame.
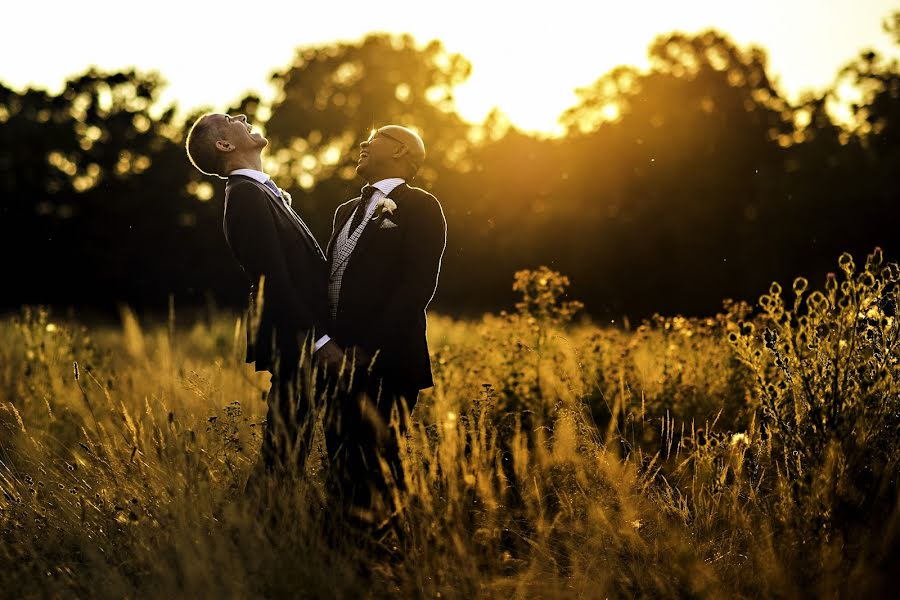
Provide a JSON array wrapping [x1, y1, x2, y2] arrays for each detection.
[[263, 34, 473, 239], [2, 17, 899, 320]]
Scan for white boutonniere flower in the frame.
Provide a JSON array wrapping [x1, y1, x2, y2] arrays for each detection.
[[372, 197, 398, 220], [281, 189, 292, 206]]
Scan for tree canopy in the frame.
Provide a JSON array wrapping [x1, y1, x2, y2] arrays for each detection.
[[2, 20, 899, 319]]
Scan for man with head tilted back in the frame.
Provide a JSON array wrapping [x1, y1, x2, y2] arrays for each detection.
[[185, 113, 343, 492], [325, 125, 447, 530]]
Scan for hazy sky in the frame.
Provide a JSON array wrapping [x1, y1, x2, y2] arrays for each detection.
[[3, 0, 898, 134]]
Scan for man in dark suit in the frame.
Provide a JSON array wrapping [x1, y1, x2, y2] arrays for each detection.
[[325, 125, 447, 525], [185, 113, 343, 489]]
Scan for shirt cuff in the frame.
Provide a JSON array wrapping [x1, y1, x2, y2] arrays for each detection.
[[313, 334, 331, 353]]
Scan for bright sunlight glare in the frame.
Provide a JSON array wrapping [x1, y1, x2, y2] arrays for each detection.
[[1, 0, 897, 135]]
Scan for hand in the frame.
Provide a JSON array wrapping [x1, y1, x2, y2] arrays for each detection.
[[349, 345, 374, 369], [315, 340, 345, 374]]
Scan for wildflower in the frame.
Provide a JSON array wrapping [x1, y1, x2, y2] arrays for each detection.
[[867, 247, 883, 269], [764, 328, 778, 349], [696, 430, 707, 447], [730, 433, 749, 446], [807, 291, 829, 313], [443, 411, 457, 432]]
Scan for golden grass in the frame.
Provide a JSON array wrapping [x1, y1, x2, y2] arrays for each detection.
[[1, 252, 898, 598]]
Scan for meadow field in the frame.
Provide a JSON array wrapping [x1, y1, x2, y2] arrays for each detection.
[[1, 250, 898, 599]]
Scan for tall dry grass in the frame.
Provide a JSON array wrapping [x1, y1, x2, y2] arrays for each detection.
[[1, 251, 897, 598]]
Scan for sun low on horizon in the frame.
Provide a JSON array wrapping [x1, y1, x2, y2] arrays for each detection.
[[1, 0, 898, 136]]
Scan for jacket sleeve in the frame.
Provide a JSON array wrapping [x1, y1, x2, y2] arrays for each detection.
[[369, 192, 447, 341], [225, 182, 321, 345]]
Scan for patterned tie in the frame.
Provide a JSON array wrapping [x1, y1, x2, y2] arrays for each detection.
[[350, 185, 378, 232], [263, 178, 282, 199]]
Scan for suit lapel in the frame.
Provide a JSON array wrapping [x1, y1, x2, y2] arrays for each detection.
[[231, 175, 323, 259], [349, 183, 407, 260]]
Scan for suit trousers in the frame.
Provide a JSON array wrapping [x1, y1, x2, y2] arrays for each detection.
[[323, 365, 418, 524], [246, 354, 317, 495]]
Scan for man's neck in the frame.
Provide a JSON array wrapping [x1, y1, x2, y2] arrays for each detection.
[[228, 153, 263, 173], [366, 167, 408, 184]]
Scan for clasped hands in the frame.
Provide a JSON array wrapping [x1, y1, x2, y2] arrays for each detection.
[[315, 340, 373, 374]]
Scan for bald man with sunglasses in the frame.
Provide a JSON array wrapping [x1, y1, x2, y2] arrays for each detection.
[[324, 125, 447, 529]]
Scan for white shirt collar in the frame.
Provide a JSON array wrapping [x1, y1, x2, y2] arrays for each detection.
[[370, 178, 405, 196], [229, 168, 270, 184]]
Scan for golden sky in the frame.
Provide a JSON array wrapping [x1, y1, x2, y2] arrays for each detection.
[[3, 0, 898, 134]]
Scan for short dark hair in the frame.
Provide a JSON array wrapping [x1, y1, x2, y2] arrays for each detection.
[[185, 114, 226, 177]]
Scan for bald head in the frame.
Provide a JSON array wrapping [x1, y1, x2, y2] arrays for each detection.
[[356, 125, 426, 182], [380, 125, 426, 169]]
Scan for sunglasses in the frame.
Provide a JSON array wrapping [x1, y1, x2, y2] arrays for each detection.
[[367, 129, 405, 145], [366, 129, 421, 169]]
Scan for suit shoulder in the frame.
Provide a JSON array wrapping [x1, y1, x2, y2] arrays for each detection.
[[224, 181, 271, 226], [333, 197, 358, 223], [335, 197, 359, 212], [225, 179, 264, 203], [399, 185, 441, 212], [402, 184, 438, 202]]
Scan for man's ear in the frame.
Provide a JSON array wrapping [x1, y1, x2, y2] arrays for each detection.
[[393, 145, 409, 160], [215, 140, 235, 153]]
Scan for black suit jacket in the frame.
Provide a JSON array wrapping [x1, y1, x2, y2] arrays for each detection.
[[326, 182, 447, 390], [224, 175, 330, 372]]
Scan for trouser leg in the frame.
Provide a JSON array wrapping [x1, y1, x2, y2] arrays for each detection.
[[254, 357, 316, 482], [372, 385, 418, 506], [323, 370, 418, 521]]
